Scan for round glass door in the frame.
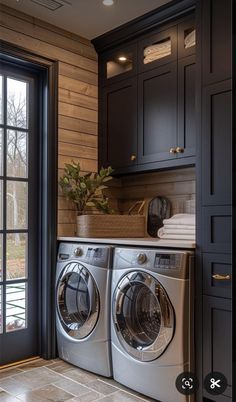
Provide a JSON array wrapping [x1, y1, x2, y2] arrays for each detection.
[[57, 262, 100, 339], [113, 271, 174, 361]]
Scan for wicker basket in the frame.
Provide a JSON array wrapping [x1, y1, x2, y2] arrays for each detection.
[[76, 201, 146, 238]]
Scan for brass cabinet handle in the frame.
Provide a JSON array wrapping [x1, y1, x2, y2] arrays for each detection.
[[176, 147, 184, 153], [169, 147, 177, 154], [212, 274, 231, 281], [130, 154, 136, 161]]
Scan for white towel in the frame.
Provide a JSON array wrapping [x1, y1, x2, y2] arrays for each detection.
[[158, 227, 195, 236], [163, 224, 195, 230], [144, 41, 171, 56], [163, 213, 195, 226], [157, 233, 195, 240], [184, 29, 196, 48]]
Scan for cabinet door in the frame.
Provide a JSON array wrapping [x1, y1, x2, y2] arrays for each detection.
[[203, 253, 232, 299], [177, 55, 196, 158], [201, 80, 232, 205], [202, 0, 232, 85], [203, 296, 232, 400], [138, 62, 177, 164], [101, 78, 137, 169]]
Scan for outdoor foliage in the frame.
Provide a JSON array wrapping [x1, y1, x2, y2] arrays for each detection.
[[59, 161, 114, 215]]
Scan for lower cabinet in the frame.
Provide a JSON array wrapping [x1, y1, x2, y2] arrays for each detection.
[[203, 295, 232, 401]]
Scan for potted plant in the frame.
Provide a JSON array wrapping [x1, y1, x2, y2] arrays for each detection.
[[59, 161, 145, 238]]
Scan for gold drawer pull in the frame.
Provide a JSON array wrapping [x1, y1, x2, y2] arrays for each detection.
[[176, 147, 184, 153], [130, 154, 136, 161], [169, 147, 177, 154], [212, 274, 231, 281]]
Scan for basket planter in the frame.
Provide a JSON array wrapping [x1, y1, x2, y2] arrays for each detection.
[[76, 214, 145, 238]]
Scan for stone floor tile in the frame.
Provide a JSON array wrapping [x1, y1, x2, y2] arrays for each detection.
[[99, 390, 149, 402], [53, 378, 89, 397], [0, 389, 21, 402], [63, 369, 98, 385], [11, 367, 63, 390], [17, 384, 73, 402], [46, 361, 74, 374], [17, 360, 51, 372], [71, 390, 102, 401], [0, 369, 23, 381], [87, 380, 118, 396], [0, 378, 31, 396]]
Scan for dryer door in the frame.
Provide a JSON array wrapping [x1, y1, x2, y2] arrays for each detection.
[[57, 262, 99, 339], [113, 270, 174, 361]]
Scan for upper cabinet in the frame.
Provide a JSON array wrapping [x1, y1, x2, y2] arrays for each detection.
[[96, 13, 196, 174], [138, 62, 177, 164], [100, 43, 137, 86], [101, 77, 137, 169], [201, 0, 232, 85]]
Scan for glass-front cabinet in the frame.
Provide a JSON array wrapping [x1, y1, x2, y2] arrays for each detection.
[[101, 44, 137, 85], [138, 27, 177, 72], [178, 18, 196, 58]]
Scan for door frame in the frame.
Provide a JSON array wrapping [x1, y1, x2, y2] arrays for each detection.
[[1, 41, 58, 360]]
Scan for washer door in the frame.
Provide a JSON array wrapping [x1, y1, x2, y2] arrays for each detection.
[[113, 271, 174, 361], [57, 262, 99, 339]]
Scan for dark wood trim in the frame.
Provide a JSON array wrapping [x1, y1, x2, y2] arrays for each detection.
[[0, 41, 58, 360], [92, 0, 196, 52]]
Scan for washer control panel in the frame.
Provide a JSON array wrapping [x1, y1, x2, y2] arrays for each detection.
[[58, 242, 111, 268]]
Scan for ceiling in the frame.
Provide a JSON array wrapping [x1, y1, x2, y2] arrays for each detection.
[[2, 0, 172, 40]]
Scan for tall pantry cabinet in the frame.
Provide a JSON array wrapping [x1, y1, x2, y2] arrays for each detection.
[[196, 1, 232, 401]]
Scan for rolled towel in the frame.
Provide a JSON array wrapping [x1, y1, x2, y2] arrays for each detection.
[[163, 213, 195, 226]]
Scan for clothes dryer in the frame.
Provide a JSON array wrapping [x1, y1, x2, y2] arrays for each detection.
[[111, 247, 194, 402]]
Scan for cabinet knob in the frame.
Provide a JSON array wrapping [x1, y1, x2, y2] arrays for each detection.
[[169, 147, 177, 154], [176, 147, 184, 153], [130, 154, 136, 161], [212, 274, 231, 281]]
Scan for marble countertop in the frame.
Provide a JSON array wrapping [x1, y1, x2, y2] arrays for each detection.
[[58, 236, 196, 249]]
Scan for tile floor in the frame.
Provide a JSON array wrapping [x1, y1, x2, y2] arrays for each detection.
[[0, 359, 158, 402]]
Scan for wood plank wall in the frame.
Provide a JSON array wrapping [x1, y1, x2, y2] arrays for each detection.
[[0, 4, 98, 236]]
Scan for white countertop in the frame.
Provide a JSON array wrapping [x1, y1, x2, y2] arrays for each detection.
[[58, 237, 196, 249]]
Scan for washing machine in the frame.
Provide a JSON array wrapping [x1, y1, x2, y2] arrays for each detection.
[[56, 242, 113, 377], [111, 247, 194, 402]]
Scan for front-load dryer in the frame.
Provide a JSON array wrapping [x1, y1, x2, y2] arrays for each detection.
[[111, 247, 194, 402], [56, 242, 113, 377]]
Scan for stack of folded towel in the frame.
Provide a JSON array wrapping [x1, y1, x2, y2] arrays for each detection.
[[143, 40, 171, 64], [157, 213, 195, 240]]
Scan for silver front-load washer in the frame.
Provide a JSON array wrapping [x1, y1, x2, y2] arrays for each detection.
[[56, 242, 113, 377], [111, 247, 194, 402]]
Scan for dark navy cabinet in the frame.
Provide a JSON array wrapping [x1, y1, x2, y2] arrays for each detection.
[[138, 63, 177, 164], [203, 296, 232, 401], [197, 1, 232, 401], [95, 12, 196, 175], [201, 0, 232, 85], [101, 77, 137, 169]]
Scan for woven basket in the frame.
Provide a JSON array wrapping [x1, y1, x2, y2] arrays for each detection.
[[76, 202, 146, 238]]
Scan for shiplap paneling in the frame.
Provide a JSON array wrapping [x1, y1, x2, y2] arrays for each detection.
[[0, 4, 98, 236]]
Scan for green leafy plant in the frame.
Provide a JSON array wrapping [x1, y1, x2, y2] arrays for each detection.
[[59, 161, 114, 215]]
